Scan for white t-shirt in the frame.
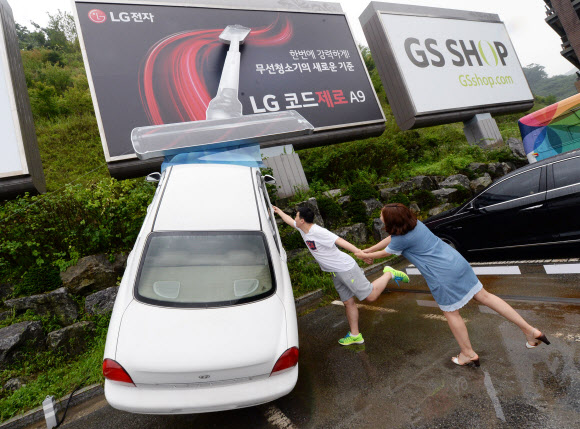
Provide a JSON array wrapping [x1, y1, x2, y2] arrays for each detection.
[[295, 222, 356, 272]]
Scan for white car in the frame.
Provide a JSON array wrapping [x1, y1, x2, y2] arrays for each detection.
[[102, 163, 299, 414]]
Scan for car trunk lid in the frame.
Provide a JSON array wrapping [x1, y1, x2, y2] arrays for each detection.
[[115, 297, 287, 385]]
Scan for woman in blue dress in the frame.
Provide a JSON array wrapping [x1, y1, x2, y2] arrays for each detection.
[[356, 203, 550, 367]]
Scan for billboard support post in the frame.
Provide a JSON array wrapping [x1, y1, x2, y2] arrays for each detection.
[[261, 144, 309, 199], [462, 113, 503, 148], [263, 152, 309, 199]]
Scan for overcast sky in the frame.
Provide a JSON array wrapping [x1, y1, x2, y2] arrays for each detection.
[[9, 0, 574, 76]]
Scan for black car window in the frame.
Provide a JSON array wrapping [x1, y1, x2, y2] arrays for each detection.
[[553, 157, 580, 189], [476, 168, 541, 208]]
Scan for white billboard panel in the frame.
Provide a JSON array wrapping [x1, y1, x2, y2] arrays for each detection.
[[380, 14, 532, 115], [0, 15, 25, 177], [0, 0, 45, 198]]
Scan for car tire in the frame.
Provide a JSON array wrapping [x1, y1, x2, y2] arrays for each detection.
[[439, 236, 462, 253]]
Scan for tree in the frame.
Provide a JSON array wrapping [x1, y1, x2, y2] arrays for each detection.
[[16, 11, 78, 53], [16, 22, 46, 50], [359, 44, 375, 73], [43, 11, 78, 52], [358, 44, 386, 103], [523, 63, 576, 101], [523, 63, 549, 87]]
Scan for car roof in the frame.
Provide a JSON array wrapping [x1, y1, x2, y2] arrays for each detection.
[[153, 164, 261, 231], [491, 148, 580, 184], [520, 149, 580, 170]]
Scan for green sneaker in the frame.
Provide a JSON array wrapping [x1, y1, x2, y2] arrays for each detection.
[[338, 331, 364, 346], [383, 266, 410, 286]]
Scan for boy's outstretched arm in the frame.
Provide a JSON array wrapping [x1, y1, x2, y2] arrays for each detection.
[[272, 206, 295, 227], [335, 237, 361, 254]]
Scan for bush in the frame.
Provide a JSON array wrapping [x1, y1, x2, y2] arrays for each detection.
[[288, 254, 335, 298], [317, 196, 344, 229], [279, 224, 304, 251], [408, 189, 438, 210], [298, 137, 408, 187], [452, 185, 472, 204], [391, 131, 424, 161], [388, 193, 410, 206], [59, 76, 94, 116], [13, 265, 62, 297], [0, 178, 155, 282], [344, 200, 368, 224], [346, 182, 378, 201], [29, 82, 60, 119]]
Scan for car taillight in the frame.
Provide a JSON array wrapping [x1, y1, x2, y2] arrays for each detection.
[[270, 347, 299, 376], [102, 359, 135, 385]]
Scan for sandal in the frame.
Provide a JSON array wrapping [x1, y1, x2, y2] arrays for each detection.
[[526, 328, 550, 349], [451, 352, 480, 367]]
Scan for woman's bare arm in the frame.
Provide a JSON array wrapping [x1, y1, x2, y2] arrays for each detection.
[[362, 236, 392, 253]]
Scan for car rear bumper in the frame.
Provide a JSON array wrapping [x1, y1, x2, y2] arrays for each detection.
[[104, 366, 298, 414]]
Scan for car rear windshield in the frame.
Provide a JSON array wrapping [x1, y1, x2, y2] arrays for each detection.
[[134, 231, 276, 308]]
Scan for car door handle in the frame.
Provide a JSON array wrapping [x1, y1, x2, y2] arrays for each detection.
[[520, 204, 543, 211], [450, 226, 463, 230]]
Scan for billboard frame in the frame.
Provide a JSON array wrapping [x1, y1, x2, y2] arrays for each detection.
[[360, 1, 534, 131], [72, 0, 386, 178]]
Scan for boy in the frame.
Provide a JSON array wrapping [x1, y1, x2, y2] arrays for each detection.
[[273, 205, 408, 345]]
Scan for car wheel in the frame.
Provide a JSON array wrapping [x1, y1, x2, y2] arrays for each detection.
[[440, 236, 461, 253]]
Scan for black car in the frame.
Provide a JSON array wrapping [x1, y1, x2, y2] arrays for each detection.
[[424, 149, 580, 258]]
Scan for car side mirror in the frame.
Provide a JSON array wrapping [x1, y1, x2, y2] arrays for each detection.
[[146, 172, 161, 183], [262, 174, 276, 184], [467, 201, 479, 212]]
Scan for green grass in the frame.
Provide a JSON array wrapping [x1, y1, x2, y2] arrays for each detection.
[[35, 114, 107, 192], [288, 253, 337, 299]]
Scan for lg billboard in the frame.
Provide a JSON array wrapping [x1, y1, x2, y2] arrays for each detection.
[[360, 2, 534, 130], [73, 0, 385, 178]]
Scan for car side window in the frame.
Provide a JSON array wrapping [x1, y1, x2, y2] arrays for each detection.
[[553, 157, 580, 189], [256, 173, 281, 252], [475, 168, 541, 208]]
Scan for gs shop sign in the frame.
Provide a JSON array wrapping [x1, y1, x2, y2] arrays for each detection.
[[404, 38, 510, 68], [360, 2, 533, 130]]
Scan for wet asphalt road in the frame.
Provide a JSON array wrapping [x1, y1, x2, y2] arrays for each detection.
[[38, 261, 579, 429]]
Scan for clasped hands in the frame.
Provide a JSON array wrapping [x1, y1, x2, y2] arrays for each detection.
[[354, 248, 374, 265]]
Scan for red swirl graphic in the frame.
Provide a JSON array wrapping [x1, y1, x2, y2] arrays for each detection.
[[139, 17, 293, 125]]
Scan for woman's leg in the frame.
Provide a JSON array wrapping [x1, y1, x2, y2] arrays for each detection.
[[473, 288, 541, 344], [443, 310, 478, 362], [344, 297, 360, 336]]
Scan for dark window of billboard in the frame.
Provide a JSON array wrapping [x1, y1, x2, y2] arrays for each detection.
[[553, 157, 580, 189], [476, 169, 541, 208]]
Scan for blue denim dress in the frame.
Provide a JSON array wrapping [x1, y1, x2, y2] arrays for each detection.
[[386, 221, 482, 311]]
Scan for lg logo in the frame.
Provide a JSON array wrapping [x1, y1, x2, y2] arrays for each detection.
[[404, 37, 509, 68], [88, 9, 155, 24], [88, 9, 107, 24]]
